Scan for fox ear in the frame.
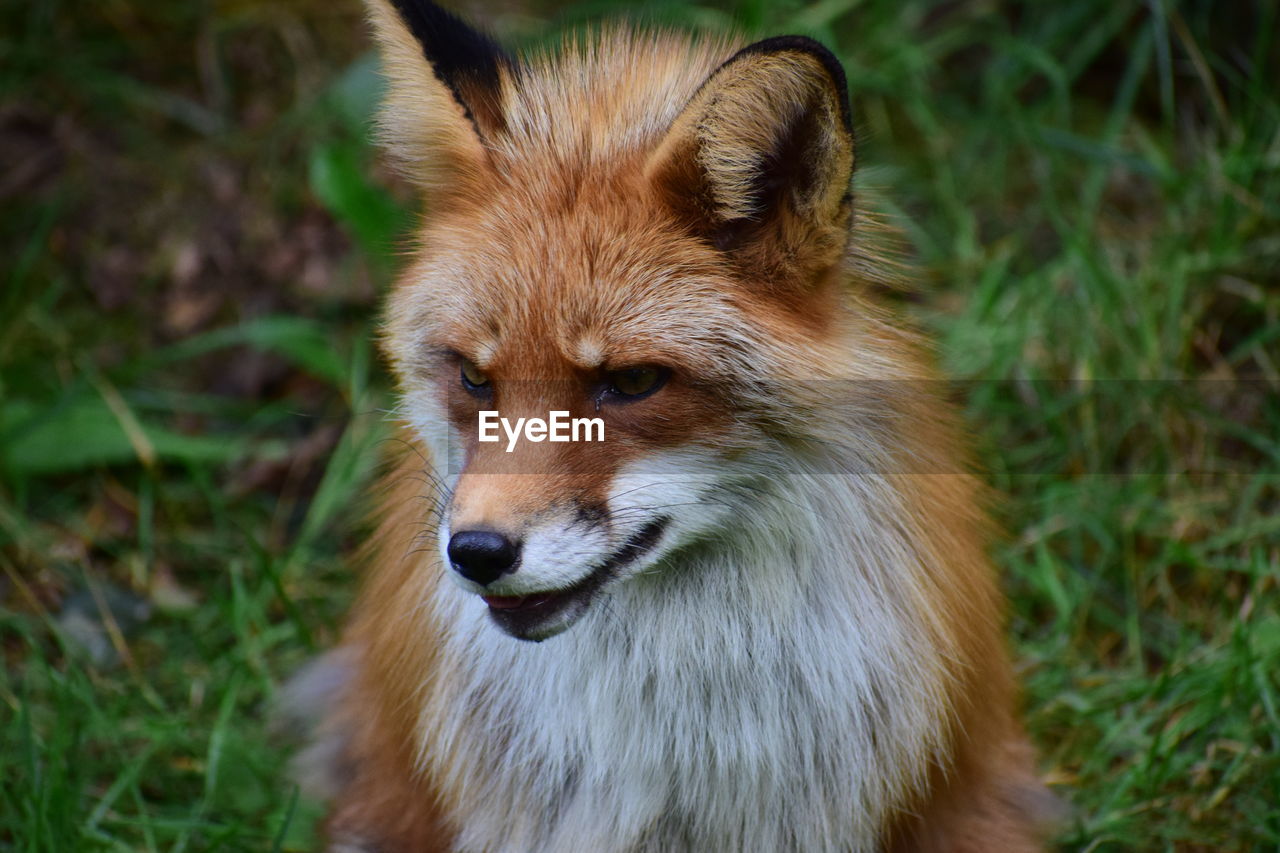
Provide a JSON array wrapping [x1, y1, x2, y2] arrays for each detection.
[[364, 0, 512, 195], [646, 37, 855, 281]]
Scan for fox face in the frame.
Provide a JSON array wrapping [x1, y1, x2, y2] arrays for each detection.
[[374, 2, 857, 641]]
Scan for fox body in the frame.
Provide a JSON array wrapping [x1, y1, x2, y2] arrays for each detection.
[[294, 1, 1053, 850]]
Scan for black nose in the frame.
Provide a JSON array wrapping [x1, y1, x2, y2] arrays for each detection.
[[447, 530, 520, 586]]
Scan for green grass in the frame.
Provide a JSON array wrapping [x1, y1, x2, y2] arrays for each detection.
[[2, 0, 1277, 849]]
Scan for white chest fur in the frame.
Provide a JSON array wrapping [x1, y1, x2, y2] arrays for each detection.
[[419, 492, 951, 853]]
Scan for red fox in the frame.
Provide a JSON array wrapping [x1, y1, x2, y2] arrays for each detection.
[[290, 1, 1056, 849]]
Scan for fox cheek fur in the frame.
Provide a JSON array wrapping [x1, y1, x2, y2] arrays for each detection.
[[283, 1, 1061, 850]]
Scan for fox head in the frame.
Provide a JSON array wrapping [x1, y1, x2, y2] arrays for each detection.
[[368, 0, 858, 640]]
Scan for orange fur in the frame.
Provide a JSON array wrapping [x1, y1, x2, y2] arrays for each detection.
[[324, 449, 456, 849]]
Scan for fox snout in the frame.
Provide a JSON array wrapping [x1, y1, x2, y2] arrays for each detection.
[[446, 529, 520, 586], [437, 459, 692, 641]]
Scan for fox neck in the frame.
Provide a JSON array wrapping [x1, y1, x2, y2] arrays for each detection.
[[418, 463, 956, 853]]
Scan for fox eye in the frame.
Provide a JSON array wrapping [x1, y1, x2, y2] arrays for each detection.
[[606, 366, 668, 399], [460, 359, 490, 394]]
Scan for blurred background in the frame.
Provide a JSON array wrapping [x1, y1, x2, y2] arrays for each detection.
[[1, 0, 1277, 849]]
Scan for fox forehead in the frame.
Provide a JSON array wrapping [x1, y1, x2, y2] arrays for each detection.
[[387, 187, 754, 378]]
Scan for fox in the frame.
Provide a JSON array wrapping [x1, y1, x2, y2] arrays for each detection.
[[288, 0, 1058, 850]]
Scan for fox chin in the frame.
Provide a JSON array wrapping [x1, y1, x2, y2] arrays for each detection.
[[283, 1, 1060, 850]]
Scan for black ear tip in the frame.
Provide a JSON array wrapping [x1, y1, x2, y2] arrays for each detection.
[[387, 0, 512, 89], [386, 0, 514, 135], [730, 35, 852, 132]]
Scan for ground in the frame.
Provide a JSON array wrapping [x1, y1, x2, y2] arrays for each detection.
[[2, 0, 1277, 849]]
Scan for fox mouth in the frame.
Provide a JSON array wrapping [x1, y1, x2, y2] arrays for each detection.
[[482, 517, 669, 641]]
